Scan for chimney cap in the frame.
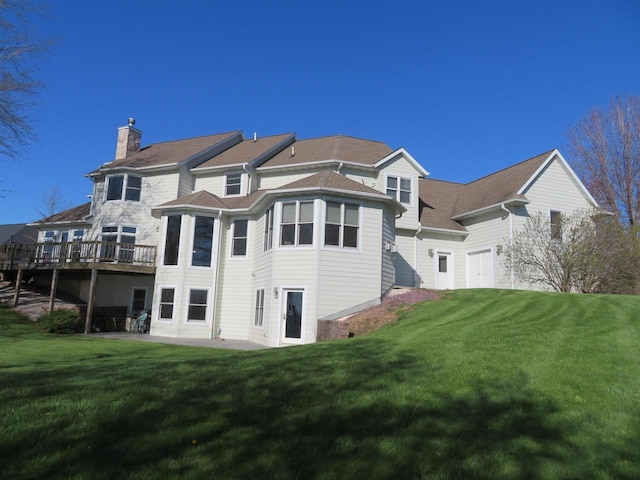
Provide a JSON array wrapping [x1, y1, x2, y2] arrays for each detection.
[[128, 117, 135, 127]]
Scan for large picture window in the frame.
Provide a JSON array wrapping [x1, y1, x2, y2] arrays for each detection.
[[187, 289, 208, 321], [164, 215, 182, 265], [192, 216, 215, 267], [106, 174, 142, 202], [232, 220, 248, 257], [280, 201, 314, 247], [386, 175, 411, 204], [324, 202, 359, 248]]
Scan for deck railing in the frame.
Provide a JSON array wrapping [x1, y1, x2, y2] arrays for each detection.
[[0, 241, 157, 269]]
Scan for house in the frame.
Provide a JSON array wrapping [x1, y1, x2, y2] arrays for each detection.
[[0, 120, 598, 346]]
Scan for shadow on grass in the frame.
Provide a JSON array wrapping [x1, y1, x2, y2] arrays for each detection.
[[0, 338, 618, 479]]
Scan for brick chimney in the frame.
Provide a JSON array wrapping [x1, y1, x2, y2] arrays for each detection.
[[115, 118, 142, 159]]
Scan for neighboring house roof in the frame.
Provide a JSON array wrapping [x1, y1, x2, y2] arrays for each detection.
[[32, 203, 92, 225], [0, 224, 38, 244], [89, 131, 242, 174], [258, 135, 393, 169], [418, 179, 467, 233], [193, 133, 296, 171]]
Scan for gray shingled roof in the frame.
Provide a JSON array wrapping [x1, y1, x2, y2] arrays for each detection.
[[194, 134, 295, 169], [93, 131, 242, 171], [419, 150, 555, 229], [452, 150, 553, 217], [0, 224, 38, 244], [156, 171, 398, 214], [418, 179, 467, 232], [33, 203, 92, 225], [259, 135, 393, 168]]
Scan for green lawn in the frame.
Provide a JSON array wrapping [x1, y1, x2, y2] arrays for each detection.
[[1, 289, 640, 479]]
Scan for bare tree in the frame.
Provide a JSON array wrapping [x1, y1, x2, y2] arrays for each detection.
[[503, 210, 599, 293], [567, 96, 640, 226], [37, 184, 71, 218], [0, 0, 53, 162]]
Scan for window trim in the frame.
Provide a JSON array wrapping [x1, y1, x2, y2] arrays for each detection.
[[231, 219, 249, 258], [105, 174, 143, 202], [191, 215, 215, 268], [322, 200, 361, 251], [263, 206, 274, 252], [225, 172, 242, 197], [385, 174, 412, 205], [254, 288, 265, 328], [185, 287, 210, 323], [157, 286, 176, 323], [279, 200, 315, 248]]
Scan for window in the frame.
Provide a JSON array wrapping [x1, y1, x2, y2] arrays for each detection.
[[438, 255, 447, 273], [132, 288, 146, 313], [164, 215, 182, 265], [254, 288, 265, 327], [187, 289, 208, 321], [100, 226, 118, 260], [192, 216, 214, 267], [386, 175, 411, 204], [324, 202, 359, 248], [280, 201, 314, 246], [100, 225, 136, 262], [159, 288, 175, 320], [263, 206, 274, 251], [232, 220, 248, 256], [225, 173, 241, 196], [550, 210, 562, 240], [106, 174, 142, 202]]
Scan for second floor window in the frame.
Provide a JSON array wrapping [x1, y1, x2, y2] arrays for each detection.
[[192, 216, 215, 267], [281, 201, 314, 247], [164, 215, 182, 265], [325, 202, 359, 248], [387, 175, 411, 204], [225, 173, 241, 196], [106, 174, 142, 202], [263, 206, 274, 252]]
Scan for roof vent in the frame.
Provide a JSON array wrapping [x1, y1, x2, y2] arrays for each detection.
[[291, 146, 295, 157], [253, 132, 257, 142], [128, 117, 135, 127]]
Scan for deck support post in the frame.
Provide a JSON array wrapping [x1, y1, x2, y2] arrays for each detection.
[[48, 269, 59, 313], [84, 269, 97, 334], [12, 269, 23, 307]]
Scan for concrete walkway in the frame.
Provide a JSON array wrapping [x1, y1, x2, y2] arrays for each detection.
[[0, 281, 268, 351]]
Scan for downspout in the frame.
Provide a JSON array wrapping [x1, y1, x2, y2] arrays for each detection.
[[501, 203, 514, 289], [414, 223, 421, 287], [242, 163, 252, 194], [210, 209, 224, 339], [335, 162, 344, 174]]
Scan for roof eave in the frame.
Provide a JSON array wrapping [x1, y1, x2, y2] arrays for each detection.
[[452, 198, 530, 220], [419, 226, 469, 236]]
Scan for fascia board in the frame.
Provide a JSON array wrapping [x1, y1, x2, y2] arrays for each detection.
[[518, 149, 598, 206], [419, 226, 469, 236], [452, 198, 530, 220], [374, 147, 430, 177]]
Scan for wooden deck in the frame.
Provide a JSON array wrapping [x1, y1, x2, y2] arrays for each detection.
[[0, 241, 157, 274]]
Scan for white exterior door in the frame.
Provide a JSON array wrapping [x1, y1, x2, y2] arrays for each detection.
[[282, 288, 305, 344], [468, 249, 494, 288], [436, 252, 454, 290]]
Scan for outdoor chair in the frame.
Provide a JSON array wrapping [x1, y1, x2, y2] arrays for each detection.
[[132, 311, 149, 333]]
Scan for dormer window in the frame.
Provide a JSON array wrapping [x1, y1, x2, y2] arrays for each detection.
[[386, 175, 411, 204], [225, 173, 241, 196], [106, 174, 142, 202]]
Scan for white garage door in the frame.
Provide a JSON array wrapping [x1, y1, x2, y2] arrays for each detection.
[[468, 249, 494, 288]]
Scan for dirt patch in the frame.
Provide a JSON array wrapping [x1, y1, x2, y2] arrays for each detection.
[[348, 289, 442, 337]]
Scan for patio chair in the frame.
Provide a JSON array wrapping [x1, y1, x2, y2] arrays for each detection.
[[133, 311, 149, 333]]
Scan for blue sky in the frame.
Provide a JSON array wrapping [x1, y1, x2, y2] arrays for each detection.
[[1, 0, 638, 223]]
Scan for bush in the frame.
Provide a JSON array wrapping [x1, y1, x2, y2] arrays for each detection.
[[37, 309, 83, 334]]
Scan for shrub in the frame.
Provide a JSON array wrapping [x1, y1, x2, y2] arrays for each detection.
[[37, 309, 83, 334]]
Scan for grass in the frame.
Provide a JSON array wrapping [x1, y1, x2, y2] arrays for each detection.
[[1, 289, 640, 479]]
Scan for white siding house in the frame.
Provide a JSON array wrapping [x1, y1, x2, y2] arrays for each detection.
[[23, 123, 599, 346]]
